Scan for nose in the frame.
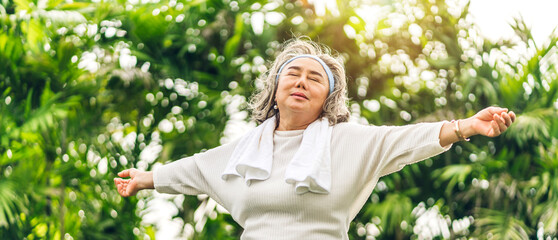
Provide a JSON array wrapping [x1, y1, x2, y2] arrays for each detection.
[[294, 73, 308, 90]]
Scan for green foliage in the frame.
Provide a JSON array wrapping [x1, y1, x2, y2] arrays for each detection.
[[474, 208, 532, 239], [1, 0, 557, 239], [364, 192, 414, 236]]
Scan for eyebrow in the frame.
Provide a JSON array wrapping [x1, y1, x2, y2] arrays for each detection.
[[286, 66, 324, 79]]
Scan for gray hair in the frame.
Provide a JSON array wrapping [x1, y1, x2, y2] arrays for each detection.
[[248, 37, 350, 125]]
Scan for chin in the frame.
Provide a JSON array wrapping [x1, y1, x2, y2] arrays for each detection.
[[285, 106, 307, 113]]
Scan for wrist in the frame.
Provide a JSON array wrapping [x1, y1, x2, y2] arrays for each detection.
[[138, 171, 155, 190], [459, 118, 476, 139]]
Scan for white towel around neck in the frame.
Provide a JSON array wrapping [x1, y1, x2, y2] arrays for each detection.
[[221, 116, 333, 194]]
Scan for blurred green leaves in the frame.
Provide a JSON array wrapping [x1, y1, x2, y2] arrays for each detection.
[[1, 0, 557, 239]]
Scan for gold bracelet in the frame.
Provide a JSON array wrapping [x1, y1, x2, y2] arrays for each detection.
[[452, 120, 470, 141]]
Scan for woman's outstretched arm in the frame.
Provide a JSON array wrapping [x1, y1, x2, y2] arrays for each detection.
[[114, 168, 154, 197], [439, 106, 516, 147]]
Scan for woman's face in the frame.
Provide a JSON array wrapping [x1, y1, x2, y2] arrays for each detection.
[[275, 57, 330, 120]]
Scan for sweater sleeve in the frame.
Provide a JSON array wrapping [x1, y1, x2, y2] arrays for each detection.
[[153, 155, 208, 195], [153, 140, 239, 201], [334, 121, 451, 180], [372, 121, 451, 177]]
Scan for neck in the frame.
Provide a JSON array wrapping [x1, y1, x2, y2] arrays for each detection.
[[276, 112, 319, 131]]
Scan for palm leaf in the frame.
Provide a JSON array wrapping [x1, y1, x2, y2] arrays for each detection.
[[533, 197, 558, 235], [15, 92, 80, 137], [363, 192, 414, 235], [0, 181, 26, 228], [474, 208, 532, 240], [504, 108, 556, 147], [432, 164, 473, 196]]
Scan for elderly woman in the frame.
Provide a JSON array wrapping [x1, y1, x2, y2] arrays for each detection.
[[114, 39, 515, 239]]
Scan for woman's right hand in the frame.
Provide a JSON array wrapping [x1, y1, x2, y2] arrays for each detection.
[[114, 168, 154, 197]]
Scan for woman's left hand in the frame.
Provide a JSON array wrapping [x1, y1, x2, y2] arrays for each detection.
[[439, 107, 516, 147], [464, 107, 516, 138]]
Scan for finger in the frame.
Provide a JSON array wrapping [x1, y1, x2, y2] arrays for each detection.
[[121, 182, 130, 197], [119, 187, 128, 197], [114, 178, 133, 197], [118, 169, 130, 178], [509, 111, 516, 122], [118, 168, 136, 178], [116, 181, 126, 197], [491, 120, 501, 136], [501, 112, 512, 126], [496, 114, 507, 132], [120, 179, 130, 184], [488, 106, 508, 115]]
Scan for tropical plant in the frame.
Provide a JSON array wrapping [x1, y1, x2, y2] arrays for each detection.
[[343, 0, 558, 238], [2, 0, 556, 239]]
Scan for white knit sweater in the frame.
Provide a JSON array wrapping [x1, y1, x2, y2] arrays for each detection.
[[153, 121, 451, 239]]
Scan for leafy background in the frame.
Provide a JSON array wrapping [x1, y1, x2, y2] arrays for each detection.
[[1, 0, 557, 239]]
